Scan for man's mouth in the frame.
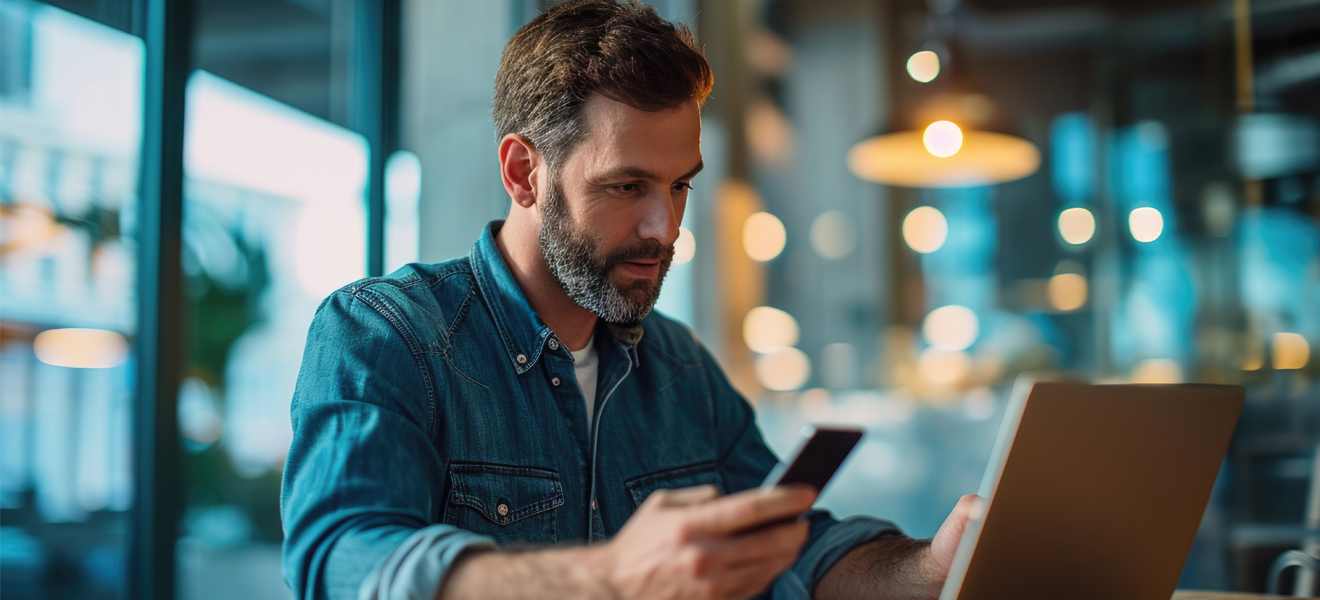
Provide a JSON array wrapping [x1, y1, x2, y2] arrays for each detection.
[[616, 259, 662, 278]]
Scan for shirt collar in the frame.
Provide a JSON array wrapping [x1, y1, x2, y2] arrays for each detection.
[[469, 221, 555, 374], [468, 221, 645, 375]]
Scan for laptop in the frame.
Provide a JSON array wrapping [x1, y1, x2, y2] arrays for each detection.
[[939, 379, 1244, 600]]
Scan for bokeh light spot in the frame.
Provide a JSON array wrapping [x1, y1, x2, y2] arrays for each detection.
[[922, 305, 979, 352], [756, 347, 812, 391], [1273, 332, 1311, 370], [906, 50, 940, 83], [917, 348, 971, 386], [1058, 207, 1096, 245], [1128, 207, 1164, 243], [743, 306, 800, 353], [1048, 273, 1088, 311], [743, 211, 786, 262], [810, 211, 856, 259], [923, 121, 963, 157], [673, 226, 696, 264], [1131, 358, 1183, 384], [902, 206, 948, 254], [34, 328, 129, 369]]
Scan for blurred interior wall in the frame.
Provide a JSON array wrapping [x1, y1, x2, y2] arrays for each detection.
[[402, 0, 515, 263], [780, 0, 892, 389]]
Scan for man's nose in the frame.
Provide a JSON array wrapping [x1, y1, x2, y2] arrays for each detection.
[[638, 191, 680, 247]]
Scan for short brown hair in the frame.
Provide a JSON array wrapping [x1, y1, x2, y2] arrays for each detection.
[[493, 0, 713, 169]]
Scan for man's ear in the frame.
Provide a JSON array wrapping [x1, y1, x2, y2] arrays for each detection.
[[499, 134, 541, 209]]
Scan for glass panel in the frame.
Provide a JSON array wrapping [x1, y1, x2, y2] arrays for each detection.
[[0, 1, 142, 598], [178, 71, 366, 600]]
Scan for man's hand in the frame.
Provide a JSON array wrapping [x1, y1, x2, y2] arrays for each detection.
[[598, 484, 816, 600], [815, 494, 984, 600], [927, 494, 980, 577], [438, 484, 817, 600]]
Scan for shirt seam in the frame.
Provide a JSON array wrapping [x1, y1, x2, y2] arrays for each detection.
[[348, 287, 440, 440]]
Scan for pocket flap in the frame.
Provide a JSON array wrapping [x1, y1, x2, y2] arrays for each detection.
[[448, 463, 565, 526], [624, 461, 723, 508]]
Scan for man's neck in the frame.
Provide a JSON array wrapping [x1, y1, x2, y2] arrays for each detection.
[[493, 214, 598, 352]]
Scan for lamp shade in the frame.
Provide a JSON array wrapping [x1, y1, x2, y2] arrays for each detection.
[[848, 129, 1040, 188]]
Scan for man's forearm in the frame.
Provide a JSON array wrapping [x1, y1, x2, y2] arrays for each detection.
[[436, 545, 615, 600], [813, 534, 945, 600]]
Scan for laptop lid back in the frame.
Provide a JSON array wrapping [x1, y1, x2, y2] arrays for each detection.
[[940, 380, 1243, 600]]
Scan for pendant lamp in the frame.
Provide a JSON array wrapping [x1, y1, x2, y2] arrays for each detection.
[[848, 43, 1041, 189]]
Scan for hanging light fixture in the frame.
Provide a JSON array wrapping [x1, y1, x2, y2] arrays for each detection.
[[848, 125, 1040, 188], [848, 27, 1040, 188]]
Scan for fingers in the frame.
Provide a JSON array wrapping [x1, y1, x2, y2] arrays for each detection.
[[707, 541, 802, 599], [712, 518, 810, 568], [658, 484, 722, 507], [683, 485, 817, 536]]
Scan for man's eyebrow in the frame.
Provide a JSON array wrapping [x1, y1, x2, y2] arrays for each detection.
[[599, 160, 704, 182], [679, 160, 704, 181]]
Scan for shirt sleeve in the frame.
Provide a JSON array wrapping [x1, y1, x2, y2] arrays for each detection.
[[280, 291, 496, 600], [698, 343, 901, 600]]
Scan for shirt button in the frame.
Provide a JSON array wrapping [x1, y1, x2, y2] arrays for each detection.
[[497, 503, 509, 516], [548, 339, 559, 350], [516, 354, 527, 364], [551, 376, 561, 387], [591, 498, 597, 511]]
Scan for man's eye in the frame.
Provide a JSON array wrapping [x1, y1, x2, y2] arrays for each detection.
[[614, 184, 639, 193], [673, 182, 693, 192]]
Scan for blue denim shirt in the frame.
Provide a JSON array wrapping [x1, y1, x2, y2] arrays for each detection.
[[281, 221, 899, 600]]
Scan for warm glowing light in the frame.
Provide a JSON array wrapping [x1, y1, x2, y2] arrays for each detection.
[[1058, 207, 1096, 245], [5, 205, 62, 250], [743, 211, 786, 262], [746, 98, 794, 165], [34, 328, 129, 369], [744, 306, 800, 353], [673, 226, 696, 264], [917, 348, 971, 386], [923, 121, 963, 157], [902, 206, 948, 254], [1048, 273, 1088, 311], [923, 305, 979, 352], [906, 51, 940, 83], [810, 211, 856, 259], [1273, 333, 1311, 370], [756, 347, 812, 391], [1128, 207, 1164, 243], [1131, 359, 1183, 384], [848, 130, 1040, 188]]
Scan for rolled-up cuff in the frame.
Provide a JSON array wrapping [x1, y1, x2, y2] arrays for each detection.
[[772, 515, 902, 600], [357, 525, 498, 600]]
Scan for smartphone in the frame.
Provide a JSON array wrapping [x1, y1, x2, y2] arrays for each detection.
[[760, 425, 865, 493]]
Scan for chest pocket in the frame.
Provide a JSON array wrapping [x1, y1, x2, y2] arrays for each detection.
[[444, 463, 564, 546], [624, 461, 724, 509]]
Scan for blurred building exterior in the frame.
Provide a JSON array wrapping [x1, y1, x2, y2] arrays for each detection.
[[1, 0, 1317, 597]]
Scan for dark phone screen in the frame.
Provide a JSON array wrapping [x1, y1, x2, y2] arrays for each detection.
[[773, 427, 864, 492]]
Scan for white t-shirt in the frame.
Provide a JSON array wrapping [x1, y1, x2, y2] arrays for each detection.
[[570, 337, 599, 431]]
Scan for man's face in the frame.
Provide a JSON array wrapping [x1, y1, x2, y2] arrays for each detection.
[[539, 94, 702, 325]]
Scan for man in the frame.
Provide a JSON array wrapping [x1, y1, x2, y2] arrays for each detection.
[[281, 1, 975, 599]]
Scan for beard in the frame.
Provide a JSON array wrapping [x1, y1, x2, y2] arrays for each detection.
[[539, 181, 674, 327]]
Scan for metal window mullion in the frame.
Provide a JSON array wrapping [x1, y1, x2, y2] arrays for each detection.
[[131, 0, 192, 598], [352, 0, 400, 278]]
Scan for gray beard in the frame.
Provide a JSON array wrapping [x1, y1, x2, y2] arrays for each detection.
[[539, 182, 673, 326]]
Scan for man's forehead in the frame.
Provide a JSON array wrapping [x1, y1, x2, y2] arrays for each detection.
[[573, 94, 702, 176]]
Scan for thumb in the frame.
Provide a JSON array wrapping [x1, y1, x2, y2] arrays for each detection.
[[931, 495, 981, 572]]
